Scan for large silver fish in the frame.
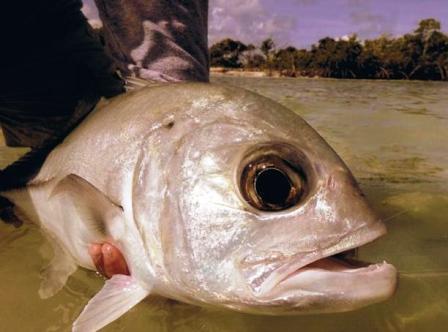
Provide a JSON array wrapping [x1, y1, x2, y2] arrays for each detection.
[[1, 83, 397, 331]]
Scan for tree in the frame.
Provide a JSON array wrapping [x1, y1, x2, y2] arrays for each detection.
[[209, 39, 248, 68], [309, 35, 362, 78], [359, 35, 414, 79], [295, 49, 313, 73], [415, 18, 441, 36], [259, 38, 276, 73], [427, 31, 448, 80], [207, 18, 448, 81], [260, 38, 276, 56], [239, 49, 266, 69], [274, 46, 297, 75], [404, 19, 447, 80]]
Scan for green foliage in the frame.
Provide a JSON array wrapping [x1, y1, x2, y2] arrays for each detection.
[[210, 38, 248, 68], [260, 38, 276, 56], [309, 35, 362, 78], [239, 49, 266, 69], [274, 46, 297, 75], [415, 18, 441, 35], [209, 19, 448, 80]]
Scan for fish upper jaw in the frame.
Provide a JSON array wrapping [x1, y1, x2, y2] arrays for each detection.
[[240, 220, 388, 297]]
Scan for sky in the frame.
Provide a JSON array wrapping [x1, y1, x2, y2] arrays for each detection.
[[82, 0, 448, 49]]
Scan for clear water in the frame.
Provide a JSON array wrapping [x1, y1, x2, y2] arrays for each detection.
[[1, 77, 447, 331]]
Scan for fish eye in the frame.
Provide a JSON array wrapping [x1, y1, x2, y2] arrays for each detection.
[[240, 154, 306, 211], [255, 167, 292, 207]]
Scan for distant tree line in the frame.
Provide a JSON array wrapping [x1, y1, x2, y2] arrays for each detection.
[[209, 19, 448, 81]]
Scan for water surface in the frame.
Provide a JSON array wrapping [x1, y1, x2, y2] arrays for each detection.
[[0, 77, 447, 331]]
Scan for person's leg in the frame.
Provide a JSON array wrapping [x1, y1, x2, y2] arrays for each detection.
[[0, 0, 124, 148], [0, 1, 124, 228], [95, 0, 209, 82], [0, 0, 125, 192], [1, 0, 209, 150]]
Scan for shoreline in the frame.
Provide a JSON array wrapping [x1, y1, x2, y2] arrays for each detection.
[[210, 67, 448, 83]]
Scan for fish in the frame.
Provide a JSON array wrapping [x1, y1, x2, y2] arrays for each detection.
[[0, 82, 398, 331]]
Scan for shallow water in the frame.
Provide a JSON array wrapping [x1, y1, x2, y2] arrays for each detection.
[[1, 77, 447, 331]]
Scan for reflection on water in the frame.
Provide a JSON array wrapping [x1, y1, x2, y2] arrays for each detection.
[[1, 77, 447, 331]]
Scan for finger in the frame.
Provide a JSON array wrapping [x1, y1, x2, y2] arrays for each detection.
[[102, 242, 130, 278], [88, 243, 105, 276]]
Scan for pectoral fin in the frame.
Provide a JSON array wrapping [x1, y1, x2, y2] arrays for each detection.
[[51, 174, 124, 238], [73, 275, 150, 332], [38, 233, 77, 299], [39, 244, 77, 299], [39, 174, 127, 299]]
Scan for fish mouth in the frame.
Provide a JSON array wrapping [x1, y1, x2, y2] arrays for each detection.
[[251, 222, 397, 301]]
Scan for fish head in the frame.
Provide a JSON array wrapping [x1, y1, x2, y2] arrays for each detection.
[[132, 84, 397, 314]]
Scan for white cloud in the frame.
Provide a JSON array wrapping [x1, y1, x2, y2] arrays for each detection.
[[209, 0, 297, 46], [347, 0, 393, 39]]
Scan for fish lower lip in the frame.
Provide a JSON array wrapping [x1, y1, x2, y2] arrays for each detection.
[[254, 222, 388, 295], [267, 254, 397, 306], [265, 257, 397, 310]]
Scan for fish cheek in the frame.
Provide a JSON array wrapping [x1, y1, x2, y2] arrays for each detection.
[[174, 186, 252, 295]]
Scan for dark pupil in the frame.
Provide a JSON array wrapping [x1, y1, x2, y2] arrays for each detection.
[[255, 168, 291, 207]]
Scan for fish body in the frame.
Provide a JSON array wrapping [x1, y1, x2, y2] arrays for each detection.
[[1, 83, 397, 331]]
